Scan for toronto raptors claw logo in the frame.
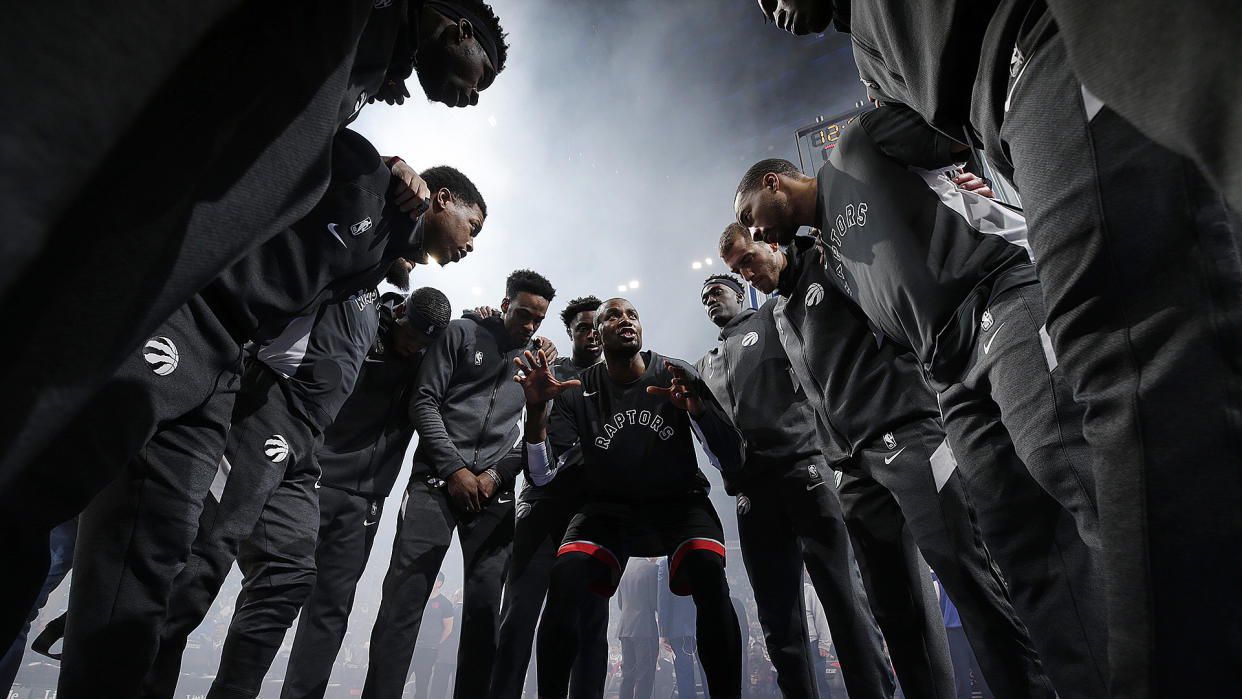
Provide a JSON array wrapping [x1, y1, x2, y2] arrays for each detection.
[[741, 331, 759, 347], [142, 336, 179, 376], [805, 283, 824, 307], [265, 435, 290, 463]]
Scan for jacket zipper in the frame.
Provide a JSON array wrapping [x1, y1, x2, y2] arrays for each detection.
[[470, 356, 513, 472]]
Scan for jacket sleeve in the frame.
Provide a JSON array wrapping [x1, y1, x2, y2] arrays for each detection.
[[681, 363, 745, 473], [859, 103, 961, 170], [409, 322, 470, 479], [490, 446, 522, 490]]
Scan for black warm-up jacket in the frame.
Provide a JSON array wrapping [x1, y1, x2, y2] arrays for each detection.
[[773, 237, 941, 456], [409, 312, 535, 487], [317, 294, 424, 497], [817, 103, 1036, 387], [835, 0, 1048, 148], [201, 127, 421, 346], [696, 303, 840, 494]]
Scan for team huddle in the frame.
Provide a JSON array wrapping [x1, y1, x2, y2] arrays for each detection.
[[2, 0, 1240, 698]]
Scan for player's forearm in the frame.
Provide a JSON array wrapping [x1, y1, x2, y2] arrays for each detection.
[[524, 401, 549, 443]]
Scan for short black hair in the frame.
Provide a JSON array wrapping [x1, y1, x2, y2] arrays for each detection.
[[560, 295, 604, 329], [718, 222, 752, 256], [421, 165, 487, 218], [506, 269, 556, 302], [735, 158, 802, 200], [462, 0, 509, 74], [406, 286, 452, 328]]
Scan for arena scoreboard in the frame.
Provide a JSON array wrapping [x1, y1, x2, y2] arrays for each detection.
[[794, 104, 870, 176]]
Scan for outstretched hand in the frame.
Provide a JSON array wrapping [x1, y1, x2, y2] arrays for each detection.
[[646, 362, 706, 417], [513, 349, 580, 404]]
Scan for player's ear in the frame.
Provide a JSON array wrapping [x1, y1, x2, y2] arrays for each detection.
[[500, 297, 511, 313], [433, 187, 452, 213]]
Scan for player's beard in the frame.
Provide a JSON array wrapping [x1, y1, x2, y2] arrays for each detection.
[[385, 259, 411, 290], [769, 196, 800, 245]]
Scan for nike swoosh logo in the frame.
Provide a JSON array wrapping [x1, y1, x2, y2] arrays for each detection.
[[806, 481, 826, 491], [363, 520, 377, 527], [582, 390, 597, 397], [326, 223, 348, 248], [883, 447, 906, 465], [983, 322, 1007, 355], [497, 497, 513, 504]]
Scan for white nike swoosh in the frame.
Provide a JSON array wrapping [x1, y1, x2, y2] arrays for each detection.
[[326, 223, 348, 248], [883, 447, 907, 465], [806, 481, 826, 491], [363, 520, 377, 527], [983, 322, 1007, 355], [582, 390, 597, 397], [497, 497, 513, 504]]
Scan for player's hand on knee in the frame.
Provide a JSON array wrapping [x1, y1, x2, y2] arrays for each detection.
[[646, 362, 707, 418]]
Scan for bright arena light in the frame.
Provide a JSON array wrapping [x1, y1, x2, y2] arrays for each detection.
[[628, 280, 639, 289], [617, 284, 628, 292], [471, 286, 482, 296], [704, 258, 713, 265], [692, 261, 703, 270]]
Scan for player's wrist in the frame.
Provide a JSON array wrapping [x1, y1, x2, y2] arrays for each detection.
[[484, 468, 502, 488]]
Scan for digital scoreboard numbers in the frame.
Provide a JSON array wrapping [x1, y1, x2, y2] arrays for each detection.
[[794, 105, 870, 175]]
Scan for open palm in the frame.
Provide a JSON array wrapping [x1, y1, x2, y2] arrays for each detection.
[[513, 349, 580, 403]]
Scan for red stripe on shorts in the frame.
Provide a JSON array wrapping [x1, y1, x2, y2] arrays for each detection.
[[557, 540, 621, 573], [669, 537, 726, 582]]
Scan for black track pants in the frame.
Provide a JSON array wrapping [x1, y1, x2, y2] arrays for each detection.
[[207, 458, 319, 699], [835, 467, 948, 699], [939, 280, 1108, 698], [846, 419, 1053, 698], [735, 458, 892, 699], [54, 300, 243, 698], [362, 477, 514, 699], [280, 486, 383, 699], [996, 35, 1242, 698], [145, 366, 315, 697], [0, 298, 240, 649]]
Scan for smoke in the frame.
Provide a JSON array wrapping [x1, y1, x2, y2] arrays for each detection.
[[345, 0, 868, 673]]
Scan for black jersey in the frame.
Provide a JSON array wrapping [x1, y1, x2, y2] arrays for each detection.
[[540, 351, 743, 503], [255, 287, 380, 434], [696, 303, 840, 494], [818, 103, 1035, 387], [773, 237, 941, 455], [201, 128, 418, 345], [318, 295, 424, 497], [520, 355, 596, 503]]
